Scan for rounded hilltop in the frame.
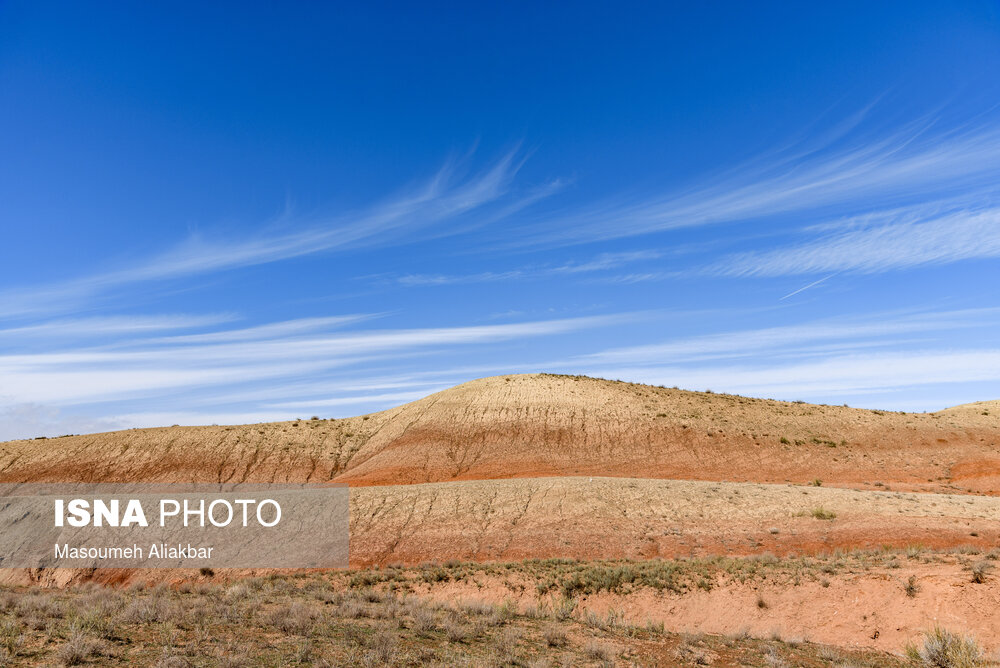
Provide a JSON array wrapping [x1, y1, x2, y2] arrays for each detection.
[[1, 373, 997, 494]]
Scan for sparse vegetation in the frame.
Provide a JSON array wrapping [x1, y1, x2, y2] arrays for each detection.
[[2, 377, 998, 665], [55, 631, 104, 665], [906, 626, 983, 668], [0, 566, 922, 667], [584, 639, 616, 662], [970, 560, 992, 584], [542, 624, 567, 647], [809, 506, 837, 520]]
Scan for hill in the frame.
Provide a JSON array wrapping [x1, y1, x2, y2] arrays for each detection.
[[2, 374, 999, 493], [3, 374, 1000, 655]]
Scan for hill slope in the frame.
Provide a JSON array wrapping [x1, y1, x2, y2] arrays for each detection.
[[2, 374, 998, 493]]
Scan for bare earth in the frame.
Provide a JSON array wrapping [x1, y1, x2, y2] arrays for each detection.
[[4, 374, 999, 493], [2, 373, 999, 657]]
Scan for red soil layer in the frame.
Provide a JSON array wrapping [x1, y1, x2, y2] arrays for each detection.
[[2, 375, 998, 494]]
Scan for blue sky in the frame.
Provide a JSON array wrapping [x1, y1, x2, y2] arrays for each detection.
[[2, 2, 1000, 440]]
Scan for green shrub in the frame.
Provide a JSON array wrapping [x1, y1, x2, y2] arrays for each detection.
[[810, 507, 836, 520]]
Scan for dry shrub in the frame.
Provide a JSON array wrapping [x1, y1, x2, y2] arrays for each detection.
[[907, 626, 982, 668], [224, 584, 251, 602], [489, 628, 521, 666], [154, 654, 191, 668], [266, 601, 318, 635], [16, 593, 63, 619], [72, 603, 119, 640], [291, 639, 313, 664], [55, 631, 103, 666], [337, 598, 370, 619], [461, 598, 497, 617], [119, 596, 173, 624], [763, 647, 789, 668], [583, 609, 605, 629], [0, 619, 23, 656], [543, 624, 567, 648], [552, 596, 576, 621], [194, 582, 215, 596], [584, 640, 615, 662], [217, 653, 249, 668], [361, 627, 398, 668], [970, 561, 992, 584], [816, 646, 842, 662], [443, 617, 468, 643], [410, 605, 437, 635], [645, 618, 665, 634]]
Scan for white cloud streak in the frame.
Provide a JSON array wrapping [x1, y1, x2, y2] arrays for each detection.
[[393, 250, 663, 287], [0, 314, 238, 340], [579, 308, 999, 366], [4, 115, 999, 325], [713, 206, 1000, 277], [580, 349, 1000, 401], [517, 118, 1000, 246], [0, 151, 558, 321], [264, 388, 448, 409], [0, 314, 624, 406], [779, 273, 839, 300], [138, 314, 378, 345]]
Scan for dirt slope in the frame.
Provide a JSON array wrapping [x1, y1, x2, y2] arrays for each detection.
[[397, 556, 1000, 653], [2, 375, 999, 654], [2, 374, 998, 493], [349, 476, 1000, 566]]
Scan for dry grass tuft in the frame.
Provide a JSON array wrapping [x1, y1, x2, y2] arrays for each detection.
[[906, 626, 982, 668], [543, 624, 567, 647], [970, 561, 992, 584], [55, 631, 103, 666], [584, 640, 616, 662]]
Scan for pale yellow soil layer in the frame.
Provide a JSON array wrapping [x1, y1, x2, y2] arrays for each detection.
[[350, 477, 1000, 566], [2, 374, 999, 494], [6, 476, 997, 588]]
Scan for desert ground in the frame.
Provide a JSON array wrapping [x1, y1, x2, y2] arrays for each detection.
[[1, 374, 998, 666]]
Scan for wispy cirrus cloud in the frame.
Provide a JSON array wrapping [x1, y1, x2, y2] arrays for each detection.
[[4, 110, 1000, 442], [553, 307, 1000, 407], [0, 313, 237, 340], [515, 116, 1000, 247], [264, 388, 449, 409], [577, 307, 1000, 366], [0, 150, 559, 321], [138, 314, 379, 345], [6, 113, 1000, 324], [391, 250, 663, 286], [711, 205, 1000, 277], [579, 349, 1000, 403], [0, 313, 626, 408]]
